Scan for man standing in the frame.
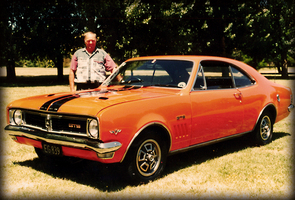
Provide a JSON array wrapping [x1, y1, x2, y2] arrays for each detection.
[[69, 32, 117, 92]]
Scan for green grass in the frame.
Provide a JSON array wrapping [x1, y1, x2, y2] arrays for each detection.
[[0, 69, 294, 199]]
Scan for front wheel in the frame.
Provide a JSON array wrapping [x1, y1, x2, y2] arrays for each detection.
[[252, 111, 273, 145], [126, 133, 167, 183]]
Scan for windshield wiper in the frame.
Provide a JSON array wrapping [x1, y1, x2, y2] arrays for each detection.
[[120, 77, 143, 84], [153, 84, 179, 88]]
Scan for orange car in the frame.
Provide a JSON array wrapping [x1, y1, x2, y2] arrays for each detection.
[[5, 56, 294, 182]]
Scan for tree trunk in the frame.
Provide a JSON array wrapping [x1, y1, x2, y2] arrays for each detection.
[[276, 63, 282, 74], [281, 59, 288, 79], [6, 57, 16, 81], [56, 54, 64, 81]]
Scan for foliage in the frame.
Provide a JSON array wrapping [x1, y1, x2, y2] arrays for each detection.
[[16, 57, 55, 68], [234, 0, 295, 77], [1, 0, 294, 78]]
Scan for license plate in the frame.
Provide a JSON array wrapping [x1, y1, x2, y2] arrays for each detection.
[[42, 143, 62, 156]]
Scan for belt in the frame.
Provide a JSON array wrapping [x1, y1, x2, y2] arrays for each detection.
[[86, 80, 100, 84]]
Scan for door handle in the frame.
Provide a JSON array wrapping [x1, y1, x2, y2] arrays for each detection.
[[234, 92, 242, 100]]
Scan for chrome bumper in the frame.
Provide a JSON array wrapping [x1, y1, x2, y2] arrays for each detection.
[[5, 125, 122, 155], [288, 104, 294, 112]]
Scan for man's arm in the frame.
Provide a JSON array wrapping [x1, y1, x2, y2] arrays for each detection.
[[69, 54, 78, 92], [104, 54, 117, 72], [69, 69, 76, 92]]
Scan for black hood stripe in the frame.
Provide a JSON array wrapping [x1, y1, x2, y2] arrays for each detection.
[[40, 87, 139, 112], [48, 95, 80, 111], [40, 95, 73, 110]]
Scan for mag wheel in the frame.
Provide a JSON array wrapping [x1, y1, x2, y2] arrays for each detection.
[[127, 133, 167, 183], [253, 111, 273, 145]]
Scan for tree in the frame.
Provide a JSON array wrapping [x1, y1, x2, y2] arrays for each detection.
[[1, 0, 293, 81], [16, 0, 78, 81], [2, 0, 78, 81], [233, 0, 294, 77], [123, 0, 198, 56], [1, 0, 17, 79], [184, 0, 240, 56], [267, 0, 294, 78]]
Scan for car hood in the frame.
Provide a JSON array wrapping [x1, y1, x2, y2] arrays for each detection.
[[8, 86, 177, 116]]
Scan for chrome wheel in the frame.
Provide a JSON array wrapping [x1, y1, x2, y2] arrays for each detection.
[[260, 115, 271, 141], [253, 111, 273, 145], [136, 139, 161, 177], [126, 132, 167, 182]]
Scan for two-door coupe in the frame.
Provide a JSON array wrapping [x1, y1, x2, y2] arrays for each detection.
[[5, 56, 294, 182]]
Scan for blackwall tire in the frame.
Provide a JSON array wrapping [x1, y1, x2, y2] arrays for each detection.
[[127, 133, 167, 183], [253, 111, 273, 145]]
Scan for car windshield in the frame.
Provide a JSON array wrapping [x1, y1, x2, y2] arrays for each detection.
[[104, 59, 193, 88]]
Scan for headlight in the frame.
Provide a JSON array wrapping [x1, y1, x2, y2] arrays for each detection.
[[12, 109, 23, 125], [87, 119, 99, 139]]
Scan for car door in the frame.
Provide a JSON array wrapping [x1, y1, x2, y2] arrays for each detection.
[[189, 61, 244, 145], [230, 66, 258, 133]]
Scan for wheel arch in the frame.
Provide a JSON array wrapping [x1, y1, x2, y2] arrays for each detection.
[[253, 103, 277, 131], [120, 122, 172, 162]]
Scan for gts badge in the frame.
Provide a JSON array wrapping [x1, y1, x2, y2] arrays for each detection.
[[69, 123, 81, 129], [110, 129, 121, 135]]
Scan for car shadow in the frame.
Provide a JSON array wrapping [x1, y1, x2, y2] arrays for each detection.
[[14, 157, 129, 192], [13, 131, 291, 192], [164, 131, 291, 175]]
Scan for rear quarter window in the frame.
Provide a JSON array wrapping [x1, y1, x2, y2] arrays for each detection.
[[231, 67, 254, 87]]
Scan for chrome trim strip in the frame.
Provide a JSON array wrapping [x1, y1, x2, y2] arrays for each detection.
[[5, 125, 121, 154], [8, 107, 97, 118], [168, 131, 250, 156], [254, 103, 277, 130], [24, 124, 88, 137]]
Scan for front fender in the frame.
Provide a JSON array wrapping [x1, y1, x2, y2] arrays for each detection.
[[97, 103, 172, 163], [97, 95, 191, 163]]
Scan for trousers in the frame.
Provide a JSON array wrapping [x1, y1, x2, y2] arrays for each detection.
[[76, 81, 101, 90]]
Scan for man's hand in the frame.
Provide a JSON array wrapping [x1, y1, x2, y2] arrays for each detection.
[[69, 69, 76, 92]]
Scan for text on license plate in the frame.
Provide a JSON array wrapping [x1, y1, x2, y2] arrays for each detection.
[[42, 143, 62, 156]]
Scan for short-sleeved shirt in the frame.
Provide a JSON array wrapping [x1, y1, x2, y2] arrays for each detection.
[[70, 48, 116, 83]]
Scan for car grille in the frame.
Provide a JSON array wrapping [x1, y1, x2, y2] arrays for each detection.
[[24, 110, 89, 137]]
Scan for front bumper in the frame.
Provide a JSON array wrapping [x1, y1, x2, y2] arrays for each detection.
[[5, 125, 122, 159]]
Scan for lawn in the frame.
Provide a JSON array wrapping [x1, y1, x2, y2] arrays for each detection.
[[0, 68, 294, 199]]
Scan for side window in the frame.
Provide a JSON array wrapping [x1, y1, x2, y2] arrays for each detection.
[[193, 66, 205, 90], [202, 62, 234, 89], [231, 67, 254, 87]]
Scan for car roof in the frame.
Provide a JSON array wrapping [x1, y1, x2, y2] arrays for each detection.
[[126, 55, 246, 66], [125, 55, 265, 83]]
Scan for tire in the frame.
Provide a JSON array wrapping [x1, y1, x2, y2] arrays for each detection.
[[126, 132, 168, 183], [253, 111, 273, 145]]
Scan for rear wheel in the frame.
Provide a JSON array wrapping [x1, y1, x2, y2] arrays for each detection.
[[126, 132, 168, 183], [253, 111, 273, 145]]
